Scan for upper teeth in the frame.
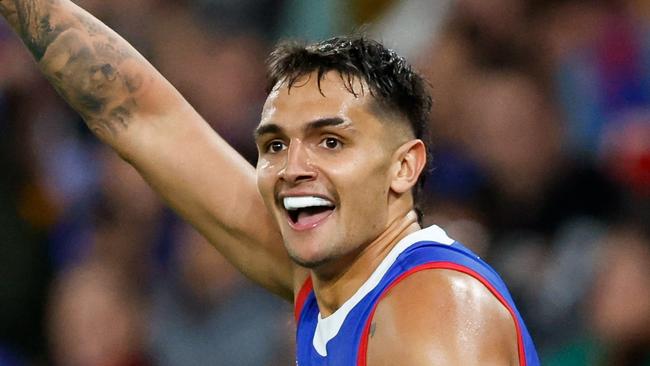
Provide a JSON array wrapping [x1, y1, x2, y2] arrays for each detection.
[[283, 196, 334, 211]]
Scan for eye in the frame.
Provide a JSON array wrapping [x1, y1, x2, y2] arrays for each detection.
[[320, 137, 342, 150], [266, 140, 287, 153]]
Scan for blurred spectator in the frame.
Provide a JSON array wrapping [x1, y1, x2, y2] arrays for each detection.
[[415, 1, 628, 354], [531, 0, 650, 195], [461, 70, 562, 208], [47, 147, 161, 366], [148, 3, 268, 162], [48, 146, 162, 273], [0, 22, 53, 365], [545, 218, 650, 365], [48, 264, 151, 366], [148, 223, 293, 366]]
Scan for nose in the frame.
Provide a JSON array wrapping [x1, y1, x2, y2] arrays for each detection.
[[279, 140, 317, 184]]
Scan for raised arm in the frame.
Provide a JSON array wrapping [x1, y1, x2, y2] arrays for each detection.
[[0, 0, 296, 299]]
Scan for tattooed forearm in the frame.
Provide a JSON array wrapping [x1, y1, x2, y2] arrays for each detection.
[[0, 1, 18, 27], [12, 0, 62, 60], [0, 0, 147, 141]]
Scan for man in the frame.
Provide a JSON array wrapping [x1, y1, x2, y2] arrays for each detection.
[[0, 1, 539, 364]]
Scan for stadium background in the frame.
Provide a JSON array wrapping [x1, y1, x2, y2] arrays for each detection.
[[0, 0, 649, 364]]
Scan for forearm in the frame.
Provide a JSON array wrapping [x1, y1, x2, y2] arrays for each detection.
[[0, 0, 19, 32], [0, 0, 155, 144]]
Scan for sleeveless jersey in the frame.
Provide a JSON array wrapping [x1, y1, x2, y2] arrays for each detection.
[[294, 225, 540, 366]]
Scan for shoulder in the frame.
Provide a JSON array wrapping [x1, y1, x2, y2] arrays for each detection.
[[366, 269, 520, 366]]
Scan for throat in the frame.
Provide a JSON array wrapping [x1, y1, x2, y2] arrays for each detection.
[[310, 210, 422, 315]]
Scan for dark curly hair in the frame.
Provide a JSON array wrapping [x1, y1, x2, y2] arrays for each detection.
[[265, 35, 433, 220]]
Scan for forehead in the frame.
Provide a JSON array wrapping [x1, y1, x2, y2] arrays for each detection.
[[259, 71, 377, 131]]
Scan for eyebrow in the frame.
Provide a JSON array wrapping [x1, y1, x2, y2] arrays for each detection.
[[254, 117, 348, 140], [305, 117, 347, 133], [253, 123, 282, 140]]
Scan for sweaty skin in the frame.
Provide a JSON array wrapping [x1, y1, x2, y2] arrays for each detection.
[[0, 2, 520, 364], [367, 270, 519, 365]]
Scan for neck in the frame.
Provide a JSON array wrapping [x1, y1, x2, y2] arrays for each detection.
[[311, 210, 420, 317]]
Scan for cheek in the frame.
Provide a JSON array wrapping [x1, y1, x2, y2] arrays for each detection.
[[334, 156, 392, 211], [256, 159, 277, 201], [336, 178, 390, 244]]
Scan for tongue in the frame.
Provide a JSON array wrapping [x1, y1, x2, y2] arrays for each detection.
[[296, 207, 333, 226]]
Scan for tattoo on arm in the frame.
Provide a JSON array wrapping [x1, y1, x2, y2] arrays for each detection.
[[0, 0, 146, 141], [15, 0, 62, 60], [370, 322, 377, 338], [0, 1, 18, 28]]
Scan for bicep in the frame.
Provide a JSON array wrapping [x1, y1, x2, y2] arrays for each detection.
[[78, 38, 297, 300], [116, 93, 295, 300], [367, 269, 519, 366]]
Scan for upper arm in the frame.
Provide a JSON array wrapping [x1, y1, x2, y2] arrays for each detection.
[[116, 84, 296, 300], [366, 269, 520, 366], [80, 33, 298, 300], [46, 3, 295, 299]]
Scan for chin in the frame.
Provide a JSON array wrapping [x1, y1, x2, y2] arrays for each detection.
[[286, 247, 330, 269], [289, 255, 331, 269], [286, 243, 338, 269]]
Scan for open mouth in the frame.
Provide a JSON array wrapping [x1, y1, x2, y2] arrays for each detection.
[[283, 196, 335, 229]]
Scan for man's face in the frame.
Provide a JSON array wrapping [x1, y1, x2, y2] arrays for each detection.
[[255, 72, 402, 270]]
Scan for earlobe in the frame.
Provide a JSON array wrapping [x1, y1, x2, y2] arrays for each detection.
[[390, 140, 426, 194]]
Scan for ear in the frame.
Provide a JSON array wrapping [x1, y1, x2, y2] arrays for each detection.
[[390, 139, 427, 194]]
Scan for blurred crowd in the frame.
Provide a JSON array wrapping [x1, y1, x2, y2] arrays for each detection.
[[0, 0, 648, 365]]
